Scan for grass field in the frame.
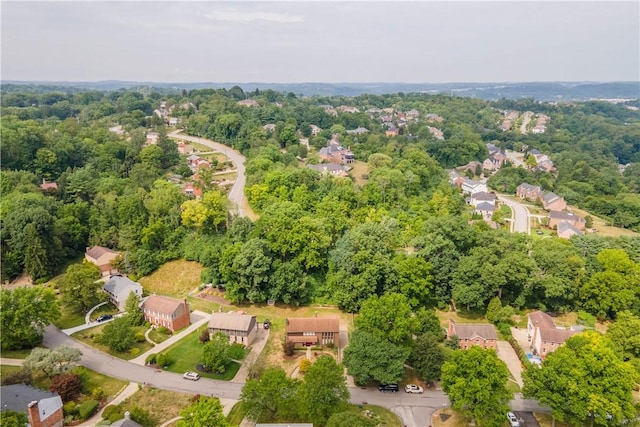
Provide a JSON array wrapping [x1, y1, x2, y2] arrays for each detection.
[[534, 412, 572, 427], [117, 387, 194, 425], [163, 328, 240, 381], [71, 324, 154, 360], [349, 160, 370, 187], [138, 259, 204, 297], [569, 206, 638, 237]]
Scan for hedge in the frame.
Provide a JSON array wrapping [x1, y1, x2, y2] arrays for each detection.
[[78, 399, 99, 419]]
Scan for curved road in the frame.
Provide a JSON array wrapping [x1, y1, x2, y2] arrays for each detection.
[[43, 326, 547, 427], [169, 130, 248, 218], [498, 195, 530, 234]]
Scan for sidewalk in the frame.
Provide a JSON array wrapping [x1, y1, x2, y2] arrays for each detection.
[[0, 358, 24, 366], [129, 311, 209, 365]]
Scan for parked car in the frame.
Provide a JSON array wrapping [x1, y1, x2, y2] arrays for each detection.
[[183, 372, 200, 381], [378, 384, 399, 393], [96, 314, 113, 322], [507, 411, 520, 427], [404, 384, 424, 394]]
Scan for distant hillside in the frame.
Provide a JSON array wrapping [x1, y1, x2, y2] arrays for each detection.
[[1, 80, 639, 101]]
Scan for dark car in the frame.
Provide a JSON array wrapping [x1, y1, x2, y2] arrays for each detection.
[[96, 314, 113, 322], [378, 384, 399, 393]]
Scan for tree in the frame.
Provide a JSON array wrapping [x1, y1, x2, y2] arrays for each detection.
[[343, 329, 409, 385], [523, 331, 636, 426], [410, 333, 445, 384], [326, 411, 377, 427], [296, 356, 349, 427], [59, 262, 102, 313], [201, 332, 231, 374], [23, 346, 82, 378], [392, 254, 435, 309], [241, 368, 299, 422], [98, 317, 135, 353], [49, 372, 83, 402], [124, 292, 144, 326], [606, 311, 640, 362], [177, 396, 229, 427], [354, 293, 415, 347], [441, 346, 513, 427], [1, 286, 60, 350], [413, 308, 446, 340], [0, 409, 28, 427]]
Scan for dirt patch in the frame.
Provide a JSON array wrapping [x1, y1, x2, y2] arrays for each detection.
[[196, 288, 232, 306]]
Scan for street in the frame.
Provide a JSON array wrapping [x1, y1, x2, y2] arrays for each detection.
[[498, 195, 530, 234]]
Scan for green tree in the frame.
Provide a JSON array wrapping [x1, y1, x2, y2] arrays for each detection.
[[326, 411, 377, 427], [98, 317, 135, 353], [296, 356, 349, 427], [523, 331, 636, 426], [201, 332, 231, 374], [241, 368, 299, 422], [177, 396, 229, 427], [343, 329, 408, 385], [441, 346, 513, 427], [23, 346, 82, 378], [606, 311, 640, 362], [227, 238, 272, 303], [355, 293, 415, 347], [124, 292, 144, 326], [0, 409, 28, 427], [410, 333, 445, 384], [59, 262, 102, 313], [0, 286, 60, 350], [392, 254, 435, 309]]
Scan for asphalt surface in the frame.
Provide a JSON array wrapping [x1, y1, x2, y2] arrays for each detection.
[[498, 195, 530, 234]]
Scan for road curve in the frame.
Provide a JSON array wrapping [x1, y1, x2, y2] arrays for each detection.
[[169, 130, 248, 218], [498, 195, 530, 234]]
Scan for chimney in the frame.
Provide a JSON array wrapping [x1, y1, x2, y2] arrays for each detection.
[[124, 411, 132, 420]]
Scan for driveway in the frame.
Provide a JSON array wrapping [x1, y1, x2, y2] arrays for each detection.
[[497, 340, 523, 387]]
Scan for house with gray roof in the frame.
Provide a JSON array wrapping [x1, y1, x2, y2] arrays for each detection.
[[306, 163, 349, 177], [209, 312, 258, 346], [549, 211, 585, 230], [541, 191, 567, 211], [1, 384, 64, 427], [103, 275, 143, 312], [557, 222, 583, 239], [447, 320, 497, 350], [474, 202, 496, 220], [516, 183, 542, 201]]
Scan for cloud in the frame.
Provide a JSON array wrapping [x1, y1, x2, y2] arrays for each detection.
[[203, 9, 304, 24]]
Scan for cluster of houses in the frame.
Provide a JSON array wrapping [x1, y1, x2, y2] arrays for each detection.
[[500, 110, 550, 134], [154, 101, 196, 127], [483, 143, 507, 172], [318, 138, 355, 165], [526, 149, 554, 173]]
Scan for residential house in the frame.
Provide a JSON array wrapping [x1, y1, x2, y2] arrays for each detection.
[[426, 113, 444, 123], [469, 191, 497, 207], [427, 126, 444, 140], [474, 202, 495, 220], [549, 211, 586, 230], [447, 320, 497, 350], [146, 132, 159, 145], [319, 105, 337, 117], [557, 222, 583, 239], [208, 312, 257, 346], [346, 127, 369, 135], [0, 384, 64, 427], [448, 170, 464, 187], [483, 151, 506, 171], [527, 311, 577, 358], [385, 126, 399, 137], [182, 182, 203, 199], [85, 246, 120, 276], [40, 179, 58, 191], [318, 142, 355, 164], [186, 155, 211, 171], [168, 117, 179, 126], [536, 159, 555, 173], [310, 125, 322, 136], [263, 123, 276, 132], [336, 105, 360, 113], [486, 143, 500, 155], [102, 275, 143, 312], [177, 141, 194, 155], [541, 192, 567, 212], [111, 412, 143, 427], [461, 178, 488, 195], [405, 109, 421, 120], [237, 99, 259, 107], [285, 317, 340, 347], [141, 295, 190, 332], [516, 183, 542, 201], [306, 163, 349, 177]]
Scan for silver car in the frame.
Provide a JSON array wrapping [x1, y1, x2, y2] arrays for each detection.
[[183, 372, 200, 381]]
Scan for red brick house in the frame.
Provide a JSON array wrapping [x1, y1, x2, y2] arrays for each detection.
[[541, 192, 567, 211], [527, 311, 577, 358], [141, 295, 190, 332], [447, 319, 497, 350], [0, 384, 63, 427], [285, 317, 340, 347], [549, 211, 586, 230], [85, 246, 120, 276], [516, 183, 542, 201]]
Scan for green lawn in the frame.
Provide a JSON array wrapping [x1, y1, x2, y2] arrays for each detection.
[[71, 323, 154, 360], [341, 404, 403, 427], [0, 348, 32, 359], [1, 365, 23, 378], [163, 328, 241, 381], [226, 401, 246, 426], [55, 304, 86, 329], [148, 328, 172, 344], [73, 366, 128, 400]]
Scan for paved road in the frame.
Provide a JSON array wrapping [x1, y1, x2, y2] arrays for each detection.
[[169, 130, 248, 218], [498, 195, 530, 234]]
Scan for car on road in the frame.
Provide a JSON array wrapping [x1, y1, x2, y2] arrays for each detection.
[[507, 411, 520, 427], [183, 372, 200, 381], [95, 314, 113, 322], [404, 384, 424, 394], [378, 384, 399, 393]]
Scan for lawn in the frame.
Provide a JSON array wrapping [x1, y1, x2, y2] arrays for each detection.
[[148, 328, 172, 344], [71, 323, 154, 360], [163, 328, 241, 381], [226, 402, 246, 426], [350, 160, 370, 187], [1, 365, 23, 378], [73, 366, 129, 400], [55, 303, 86, 329], [0, 348, 32, 359], [138, 259, 204, 297], [430, 408, 468, 427], [534, 412, 572, 427], [108, 386, 194, 426]]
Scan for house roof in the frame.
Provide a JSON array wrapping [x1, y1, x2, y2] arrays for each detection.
[[0, 385, 61, 414], [451, 323, 498, 340], [475, 202, 495, 212], [517, 183, 541, 192], [307, 163, 347, 173], [539, 327, 577, 344], [286, 317, 339, 334], [550, 211, 584, 222], [557, 221, 583, 236], [542, 192, 560, 203], [86, 246, 117, 260], [209, 312, 256, 332], [141, 295, 185, 315], [471, 192, 496, 202], [103, 275, 142, 302], [528, 310, 556, 329], [111, 418, 143, 427]]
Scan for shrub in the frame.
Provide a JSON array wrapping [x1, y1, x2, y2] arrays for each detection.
[[135, 332, 146, 342], [49, 373, 82, 402], [299, 358, 312, 374], [63, 401, 77, 416], [191, 393, 201, 402], [158, 326, 170, 335], [155, 352, 171, 368], [283, 341, 295, 356], [77, 399, 99, 419], [0, 369, 32, 386], [102, 404, 124, 423], [227, 343, 246, 360], [326, 342, 335, 349], [129, 405, 153, 427], [199, 328, 210, 344], [577, 311, 596, 328], [91, 387, 105, 401], [145, 354, 157, 365], [130, 347, 140, 356]]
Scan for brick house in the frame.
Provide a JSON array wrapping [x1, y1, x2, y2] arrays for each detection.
[[208, 312, 257, 346], [447, 319, 497, 350], [549, 211, 586, 230], [285, 317, 340, 347], [541, 192, 567, 212], [527, 311, 577, 358], [318, 143, 355, 164], [141, 295, 190, 332], [0, 384, 63, 427], [557, 222, 583, 239], [516, 183, 542, 201], [85, 246, 120, 276]]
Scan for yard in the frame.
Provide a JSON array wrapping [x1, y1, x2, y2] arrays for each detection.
[[162, 328, 241, 381], [349, 160, 370, 187], [138, 259, 204, 297], [71, 323, 154, 360], [102, 386, 194, 426]]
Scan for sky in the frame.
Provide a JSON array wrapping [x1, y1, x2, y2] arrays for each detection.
[[1, 1, 639, 83]]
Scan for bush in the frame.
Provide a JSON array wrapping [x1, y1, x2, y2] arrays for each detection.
[[77, 399, 99, 419], [0, 369, 32, 386], [63, 401, 77, 416], [299, 358, 312, 374], [145, 353, 156, 364], [283, 341, 295, 356], [496, 322, 512, 338], [135, 332, 146, 342], [130, 347, 140, 356], [102, 404, 124, 423], [158, 326, 170, 335], [129, 405, 153, 427], [227, 343, 246, 360], [577, 311, 596, 328], [91, 387, 105, 401], [49, 373, 82, 402], [199, 328, 210, 344], [155, 352, 171, 368]]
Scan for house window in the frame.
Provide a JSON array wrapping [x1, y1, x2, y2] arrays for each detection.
[[303, 332, 315, 336], [542, 348, 546, 353]]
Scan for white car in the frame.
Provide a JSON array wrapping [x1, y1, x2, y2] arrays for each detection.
[[183, 372, 200, 381], [507, 412, 520, 427], [404, 384, 424, 394]]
